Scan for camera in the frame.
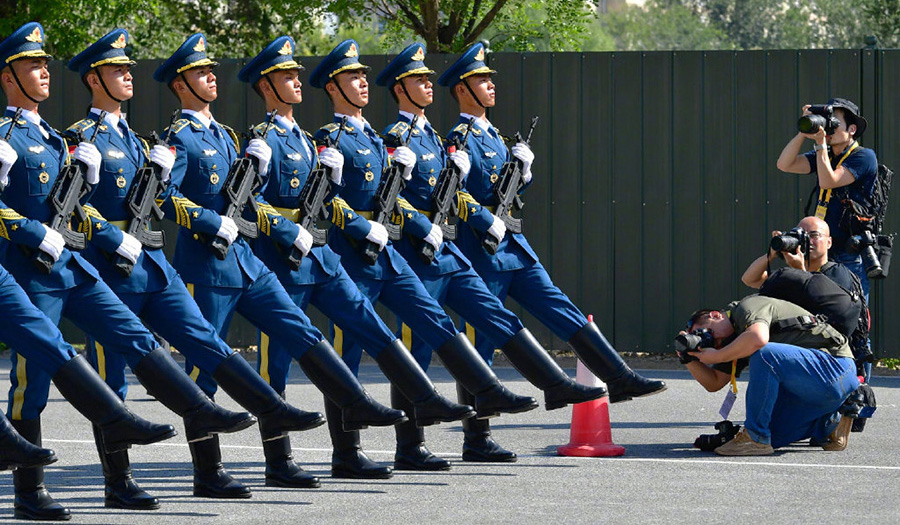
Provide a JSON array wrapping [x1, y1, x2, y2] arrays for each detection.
[[674, 328, 715, 363], [694, 420, 742, 452], [846, 230, 884, 278], [798, 104, 841, 135], [770, 227, 810, 255]]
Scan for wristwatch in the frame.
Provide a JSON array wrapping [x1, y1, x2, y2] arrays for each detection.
[[814, 143, 827, 152]]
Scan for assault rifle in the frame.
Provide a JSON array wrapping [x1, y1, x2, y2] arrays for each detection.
[[284, 116, 348, 270], [33, 110, 108, 274], [206, 109, 277, 260], [483, 116, 538, 255], [415, 117, 476, 265], [111, 109, 180, 277], [360, 115, 418, 265]]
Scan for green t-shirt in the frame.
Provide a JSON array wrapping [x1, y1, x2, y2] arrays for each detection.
[[730, 295, 852, 358]]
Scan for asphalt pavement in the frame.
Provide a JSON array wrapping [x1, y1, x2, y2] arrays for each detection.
[[0, 360, 897, 524]]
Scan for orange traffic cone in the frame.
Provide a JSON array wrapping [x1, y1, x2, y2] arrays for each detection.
[[557, 338, 626, 457]]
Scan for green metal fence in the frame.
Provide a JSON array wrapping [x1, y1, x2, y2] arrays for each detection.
[[39, 49, 900, 358]]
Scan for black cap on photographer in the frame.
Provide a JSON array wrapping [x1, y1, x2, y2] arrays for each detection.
[[828, 98, 867, 139]]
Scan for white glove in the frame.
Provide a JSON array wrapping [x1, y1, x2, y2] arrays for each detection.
[[114, 231, 142, 264], [216, 215, 238, 245], [365, 220, 388, 251], [318, 147, 344, 184], [392, 146, 416, 181], [449, 149, 470, 180], [424, 223, 443, 251], [73, 142, 102, 184], [511, 143, 534, 184], [38, 225, 65, 262], [487, 214, 507, 243], [0, 140, 18, 188], [245, 138, 272, 176], [149, 144, 175, 182], [292, 225, 313, 257]]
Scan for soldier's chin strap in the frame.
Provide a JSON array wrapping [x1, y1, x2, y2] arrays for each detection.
[[179, 72, 212, 104], [91, 67, 124, 104], [7, 61, 42, 105], [330, 78, 364, 110], [461, 78, 486, 109], [398, 78, 426, 110], [264, 74, 290, 106]]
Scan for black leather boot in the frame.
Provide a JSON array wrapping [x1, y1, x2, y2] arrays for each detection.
[[374, 340, 474, 426], [568, 322, 666, 403], [436, 333, 538, 418], [189, 435, 251, 499], [0, 415, 56, 471], [11, 418, 71, 521], [297, 340, 406, 431], [457, 385, 516, 462], [133, 347, 257, 442], [51, 355, 176, 453], [391, 386, 450, 471], [212, 353, 325, 440], [501, 329, 607, 410], [92, 426, 159, 510], [324, 399, 392, 479], [262, 433, 320, 488]]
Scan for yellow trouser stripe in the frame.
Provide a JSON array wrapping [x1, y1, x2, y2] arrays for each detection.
[[334, 327, 343, 357], [401, 324, 413, 349], [189, 366, 201, 382], [260, 332, 270, 384], [465, 323, 476, 346], [96, 342, 106, 381], [12, 354, 27, 420]]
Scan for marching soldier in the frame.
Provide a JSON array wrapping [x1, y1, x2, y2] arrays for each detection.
[[238, 36, 473, 479], [152, 33, 406, 492], [65, 29, 330, 505], [0, 22, 250, 520], [309, 39, 538, 471], [437, 44, 666, 406], [376, 43, 606, 462]]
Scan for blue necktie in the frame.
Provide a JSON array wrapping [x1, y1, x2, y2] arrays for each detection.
[[118, 120, 139, 160], [210, 122, 229, 152]]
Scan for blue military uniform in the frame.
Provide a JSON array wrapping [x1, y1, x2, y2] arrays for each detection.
[[0, 79, 159, 422], [65, 29, 240, 400], [437, 43, 666, 406], [309, 40, 462, 370], [153, 34, 327, 396]]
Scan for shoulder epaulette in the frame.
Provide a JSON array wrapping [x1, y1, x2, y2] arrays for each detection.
[[67, 118, 96, 135], [451, 123, 481, 136], [169, 118, 194, 134], [319, 122, 341, 134], [254, 122, 284, 135], [387, 121, 410, 138]]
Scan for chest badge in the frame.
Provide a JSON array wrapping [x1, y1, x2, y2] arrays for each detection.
[[287, 152, 303, 161], [484, 151, 497, 158], [116, 176, 127, 188], [28, 145, 45, 154], [428, 176, 436, 187], [38, 172, 49, 184], [210, 173, 220, 185], [365, 171, 374, 182], [420, 153, 435, 161], [203, 149, 217, 157], [490, 173, 499, 183], [108, 149, 125, 159], [357, 149, 371, 155], [290, 177, 300, 188]]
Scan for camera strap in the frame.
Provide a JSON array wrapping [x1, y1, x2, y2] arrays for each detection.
[[815, 141, 859, 220], [718, 361, 739, 419]]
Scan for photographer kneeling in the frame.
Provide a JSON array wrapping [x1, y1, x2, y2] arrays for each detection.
[[679, 295, 859, 456]]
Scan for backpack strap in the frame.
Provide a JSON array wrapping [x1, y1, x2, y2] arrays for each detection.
[[771, 314, 821, 333]]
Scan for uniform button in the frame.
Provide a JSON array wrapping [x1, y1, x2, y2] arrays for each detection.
[[366, 163, 371, 168], [212, 164, 217, 170], [430, 168, 434, 173], [293, 169, 298, 174], [118, 168, 123, 173], [40, 162, 45, 168], [193, 234, 199, 240]]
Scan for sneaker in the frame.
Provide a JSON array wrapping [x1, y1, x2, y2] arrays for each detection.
[[822, 416, 853, 451], [714, 428, 774, 456]]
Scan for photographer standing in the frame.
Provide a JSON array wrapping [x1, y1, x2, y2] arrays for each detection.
[[776, 98, 878, 299]]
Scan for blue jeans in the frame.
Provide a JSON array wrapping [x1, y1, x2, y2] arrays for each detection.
[[833, 251, 873, 379], [744, 343, 858, 448]]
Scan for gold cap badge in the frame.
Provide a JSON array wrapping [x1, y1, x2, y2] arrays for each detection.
[[411, 47, 425, 61], [25, 27, 42, 43], [345, 43, 358, 58], [193, 37, 206, 53], [278, 40, 292, 55], [111, 34, 127, 49], [475, 48, 484, 61]]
